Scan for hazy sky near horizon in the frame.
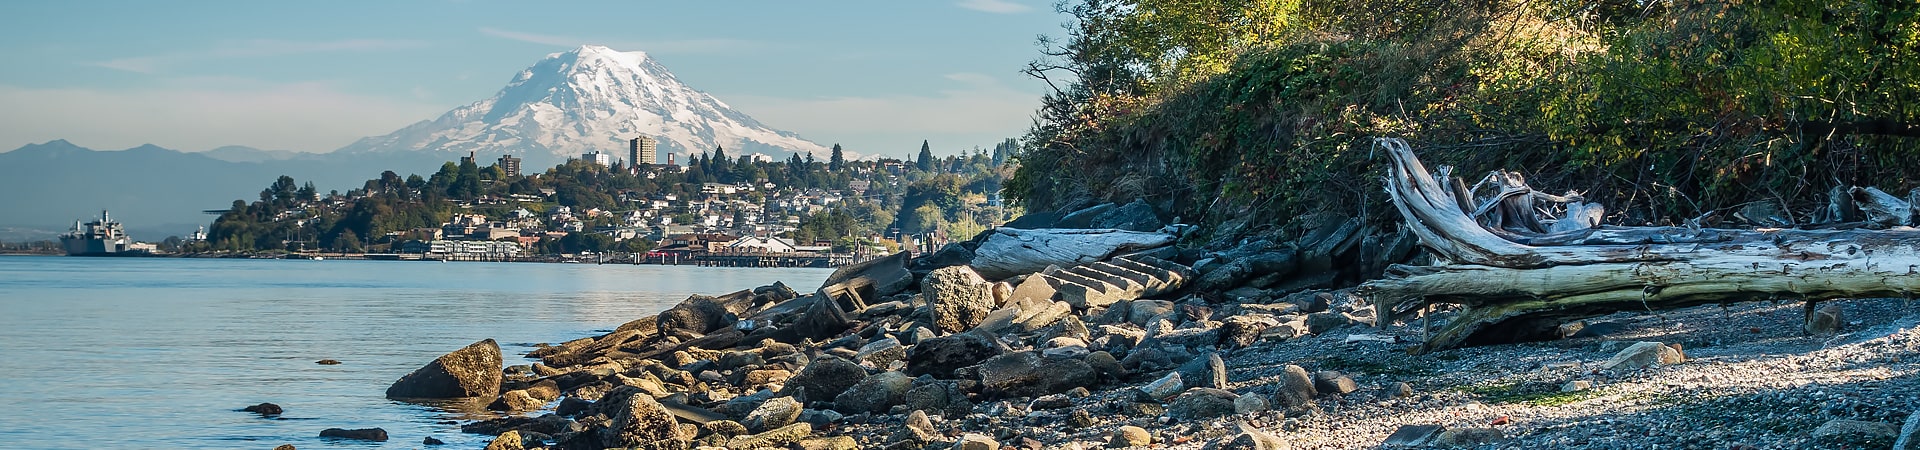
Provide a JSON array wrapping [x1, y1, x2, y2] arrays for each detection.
[[0, 1, 1063, 158]]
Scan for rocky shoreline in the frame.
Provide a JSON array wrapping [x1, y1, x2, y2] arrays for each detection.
[[330, 204, 1918, 450]]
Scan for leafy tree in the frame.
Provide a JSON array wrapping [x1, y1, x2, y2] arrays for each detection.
[[616, 237, 656, 253], [897, 204, 946, 235], [331, 229, 364, 252]]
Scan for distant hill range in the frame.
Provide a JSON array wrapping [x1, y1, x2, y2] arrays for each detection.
[[0, 140, 447, 240], [1, 45, 838, 241]]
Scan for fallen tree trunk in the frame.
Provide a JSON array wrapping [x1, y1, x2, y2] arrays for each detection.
[[969, 228, 1177, 280], [1360, 138, 1920, 349]]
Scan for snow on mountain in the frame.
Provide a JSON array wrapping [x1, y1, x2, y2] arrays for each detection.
[[338, 45, 831, 166]]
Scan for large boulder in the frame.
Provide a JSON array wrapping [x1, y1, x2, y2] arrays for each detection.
[[1269, 365, 1317, 409], [1205, 423, 1289, 450], [1003, 211, 1064, 229], [1111, 425, 1153, 448], [970, 228, 1177, 279], [1176, 352, 1229, 390], [484, 430, 525, 450], [853, 337, 908, 368], [1091, 199, 1166, 232], [726, 422, 813, 449], [1311, 371, 1358, 395], [1895, 411, 1919, 450], [386, 339, 503, 399], [978, 351, 1098, 397], [656, 289, 755, 336], [599, 392, 693, 449], [1006, 274, 1059, 305], [1812, 419, 1899, 446], [890, 409, 941, 447], [1192, 250, 1298, 294], [1218, 315, 1280, 348], [1168, 388, 1239, 420], [903, 377, 973, 418], [833, 371, 913, 414], [742, 396, 803, 433], [319, 428, 388, 441], [925, 266, 998, 333], [1807, 303, 1845, 334], [1058, 203, 1119, 228], [907, 331, 1004, 378], [784, 356, 868, 402]]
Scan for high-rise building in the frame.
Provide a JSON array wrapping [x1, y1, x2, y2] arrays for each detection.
[[497, 154, 522, 177], [629, 136, 658, 169], [579, 150, 610, 167], [582, 151, 612, 166]]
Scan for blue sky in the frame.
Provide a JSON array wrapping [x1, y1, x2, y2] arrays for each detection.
[[0, 0, 1063, 157]]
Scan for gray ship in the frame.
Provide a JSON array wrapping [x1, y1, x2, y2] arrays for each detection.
[[61, 210, 135, 256]]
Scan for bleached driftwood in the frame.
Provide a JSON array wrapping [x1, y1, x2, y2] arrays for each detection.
[[970, 228, 1176, 279], [1361, 138, 1920, 349]]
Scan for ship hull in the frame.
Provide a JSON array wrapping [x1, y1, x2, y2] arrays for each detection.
[[61, 236, 128, 256]]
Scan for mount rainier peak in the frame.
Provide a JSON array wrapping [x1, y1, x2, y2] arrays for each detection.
[[338, 45, 830, 166]]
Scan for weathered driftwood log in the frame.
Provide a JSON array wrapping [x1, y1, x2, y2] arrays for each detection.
[[1360, 138, 1920, 349], [969, 228, 1176, 279]]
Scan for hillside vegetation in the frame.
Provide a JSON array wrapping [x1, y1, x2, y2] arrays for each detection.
[[1006, 0, 1920, 241], [202, 143, 1017, 254]]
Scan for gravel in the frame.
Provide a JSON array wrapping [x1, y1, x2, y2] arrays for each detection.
[[830, 297, 1920, 450]]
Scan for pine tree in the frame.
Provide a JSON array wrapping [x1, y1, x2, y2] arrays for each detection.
[[829, 144, 846, 172], [991, 138, 1015, 167], [916, 140, 935, 172]]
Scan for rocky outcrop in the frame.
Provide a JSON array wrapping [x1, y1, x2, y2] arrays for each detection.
[[319, 428, 388, 441], [386, 339, 503, 399], [656, 289, 757, 336], [240, 403, 282, 416]]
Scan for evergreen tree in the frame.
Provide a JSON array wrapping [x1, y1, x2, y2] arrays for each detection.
[[916, 140, 935, 172], [829, 144, 846, 172], [991, 138, 1015, 167], [711, 146, 730, 181]]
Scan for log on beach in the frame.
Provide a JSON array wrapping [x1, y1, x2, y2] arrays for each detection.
[[1360, 137, 1920, 349]]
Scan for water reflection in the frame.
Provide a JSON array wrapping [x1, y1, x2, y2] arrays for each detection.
[[0, 256, 830, 450]]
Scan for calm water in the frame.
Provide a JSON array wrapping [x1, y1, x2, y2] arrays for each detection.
[[0, 256, 830, 449]]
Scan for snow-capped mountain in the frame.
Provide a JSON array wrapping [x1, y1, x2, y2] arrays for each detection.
[[338, 45, 830, 166]]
